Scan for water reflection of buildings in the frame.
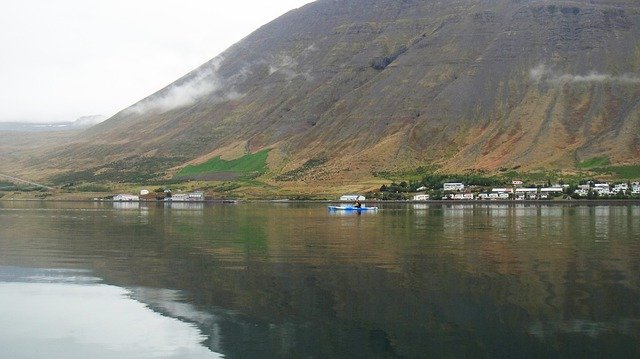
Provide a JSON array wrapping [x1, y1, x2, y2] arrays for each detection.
[[411, 204, 430, 211], [111, 201, 150, 224], [594, 206, 610, 241], [439, 204, 542, 239], [569, 206, 639, 242], [442, 204, 470, 238], [441, 204, 533, 237], [112, 201, 141, 210], [164, 202, 205, 211]]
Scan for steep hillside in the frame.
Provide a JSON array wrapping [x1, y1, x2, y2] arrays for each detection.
[[10, 0, 640, 184]]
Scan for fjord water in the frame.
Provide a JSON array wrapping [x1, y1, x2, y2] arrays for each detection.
[[0, 202, 639, 358]]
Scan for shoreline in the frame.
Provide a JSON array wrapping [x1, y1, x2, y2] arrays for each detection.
[[1, 198, 639, 205]]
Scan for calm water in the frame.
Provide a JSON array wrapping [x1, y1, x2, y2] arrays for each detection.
[[0, 201, 639, 358]]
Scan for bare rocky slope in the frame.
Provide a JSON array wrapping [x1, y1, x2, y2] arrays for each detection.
[[11, 0, 640, 183]]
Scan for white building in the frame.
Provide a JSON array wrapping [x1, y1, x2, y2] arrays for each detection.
[[340, 195, 365, 201], [453, 193, 474, 200], [593, 183, 610, 196], [612, 184, 628, 193], [167, 191, 205, 202], [540, 187, 563, 192], [515, 188, 538, 200], [189, 191, 205, 201], [515, 188, 538, 193], [492, 188, 512, 193], [169, 193, 190, 201], [443, 183, 464, 192], [113, 194, 139, 201], [540, 187, 563, 193], [574, 189, 589, 197], [479, 191, 509, 200], [412, 194, 430, 201]]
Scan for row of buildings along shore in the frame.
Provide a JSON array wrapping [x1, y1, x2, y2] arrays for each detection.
[[112, 181, 640, 203], [412, 181, 640, 201], [112, 190, 204, 202]]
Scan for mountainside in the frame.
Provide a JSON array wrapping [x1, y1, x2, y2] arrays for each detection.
[[11, 0, 640, 184]]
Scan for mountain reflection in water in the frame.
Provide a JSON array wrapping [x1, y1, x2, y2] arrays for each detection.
[[0, 266, 222, 359]]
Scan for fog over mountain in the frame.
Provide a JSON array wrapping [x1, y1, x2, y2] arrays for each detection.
[[5, 0, 640, 183]]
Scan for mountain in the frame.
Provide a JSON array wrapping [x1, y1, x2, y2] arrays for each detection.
[[0, 115, 105, 132], [8, 0, 640, 184]]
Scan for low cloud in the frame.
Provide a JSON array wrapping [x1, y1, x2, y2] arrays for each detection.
[[130, 68, 218, 114], [268, 54, 299, 79], [268, 53, 313, 81], [530, 64, 640, 85], [127, 57, 244, 114], [126, 50, 315, 115]]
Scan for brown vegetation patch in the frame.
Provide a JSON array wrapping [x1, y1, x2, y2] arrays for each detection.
[[481, 128, 504, 156], [632, 136, 640, 157]]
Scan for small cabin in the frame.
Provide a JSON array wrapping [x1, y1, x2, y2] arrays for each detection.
[[443, 183, 464, 192], [412, 194, 430, 201]]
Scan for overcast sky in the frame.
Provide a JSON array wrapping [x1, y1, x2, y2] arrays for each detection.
[[0, 0, 314, 123]]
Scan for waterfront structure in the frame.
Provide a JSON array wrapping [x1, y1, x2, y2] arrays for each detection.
[[443, 183, 464, 192], [113, 194, 139, 201], [593, 183, 611, 196], [413, 194, 430, 201], [452, 193, 474, 200], [166, 191, 205, 202]]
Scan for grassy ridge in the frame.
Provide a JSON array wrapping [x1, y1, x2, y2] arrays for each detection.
[[176, 149, 270, 178]]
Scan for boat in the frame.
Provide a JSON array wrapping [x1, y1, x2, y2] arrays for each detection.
[[327, 205, 378, 211]]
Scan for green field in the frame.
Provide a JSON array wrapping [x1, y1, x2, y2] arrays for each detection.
[[176, 149, 270, 178], [592, 165, 640, 179], [578, 156, 611, 169]]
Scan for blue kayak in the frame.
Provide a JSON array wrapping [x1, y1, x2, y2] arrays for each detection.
[[328, 205, 378, 211]]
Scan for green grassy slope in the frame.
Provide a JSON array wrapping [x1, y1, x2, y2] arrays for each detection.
[[176, 149, 270, 178]]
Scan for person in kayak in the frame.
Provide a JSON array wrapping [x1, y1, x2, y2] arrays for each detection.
[[354, 199, 362, 208]]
